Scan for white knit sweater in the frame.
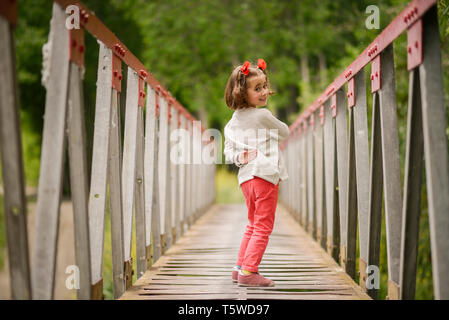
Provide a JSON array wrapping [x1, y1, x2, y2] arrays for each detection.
[[223, 107, 290, 188]]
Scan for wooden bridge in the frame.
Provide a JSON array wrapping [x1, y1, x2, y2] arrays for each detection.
[[120, 204, 369, 300], [0, 0, 448, 300]]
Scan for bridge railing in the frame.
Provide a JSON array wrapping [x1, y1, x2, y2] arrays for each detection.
[[0, 0, 215, 300], [280, 0, 448, 300], [0, 0, 31, 300]]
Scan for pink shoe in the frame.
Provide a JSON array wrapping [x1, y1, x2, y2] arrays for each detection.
[[232, 266, 240, 283], [238, 272, 275, 287], [232, 271, 239, 283]]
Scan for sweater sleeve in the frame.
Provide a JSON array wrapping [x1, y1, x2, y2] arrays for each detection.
[[223, 124, 244, 168], [259, 108, 290, 141]]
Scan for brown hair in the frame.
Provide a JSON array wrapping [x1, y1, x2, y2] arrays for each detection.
[[224, 62, 274, 110]]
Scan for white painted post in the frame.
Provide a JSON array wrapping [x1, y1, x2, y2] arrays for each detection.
[[32, 3, 70, 299], [88, 42, 114, 297], [0, 13, 31, 300], [144, 87, 157, 260], [122, 67, 139, 264]]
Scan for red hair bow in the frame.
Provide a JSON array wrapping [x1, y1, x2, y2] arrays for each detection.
[[257, 58, 266, 71], [240, 61, 250, 76]]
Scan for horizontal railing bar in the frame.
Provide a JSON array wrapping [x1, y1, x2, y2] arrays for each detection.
[[289, 0, 437, 132], [53, 0, 203, 131], [0, 0, 18, 26]]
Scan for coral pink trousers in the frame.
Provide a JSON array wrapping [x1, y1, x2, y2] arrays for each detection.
[[236, 176, 279, 273]]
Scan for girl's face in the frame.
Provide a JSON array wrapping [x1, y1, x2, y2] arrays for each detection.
[[246, 74, 269, 108]]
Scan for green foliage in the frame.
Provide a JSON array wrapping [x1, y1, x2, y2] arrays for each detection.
[[20, 116, 41, 186], [0, 195, 4, 270], [102, 190, 138, 300], [14, 0, 52, 187], [375, 187, 434, 300], [215, 166, 245, 204], [102, 205, 114, 300]]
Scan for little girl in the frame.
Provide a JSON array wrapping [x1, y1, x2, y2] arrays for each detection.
[[223, 59, 289, 287]]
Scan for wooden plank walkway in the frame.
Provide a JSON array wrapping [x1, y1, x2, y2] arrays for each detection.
[[120, 203, 371, 300]]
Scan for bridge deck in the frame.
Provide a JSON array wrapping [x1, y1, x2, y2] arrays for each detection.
[[120, 203, 371, 300]]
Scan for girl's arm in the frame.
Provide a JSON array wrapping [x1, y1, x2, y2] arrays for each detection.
[[259, 108, 290, 141], [224, 126, 245, 168]]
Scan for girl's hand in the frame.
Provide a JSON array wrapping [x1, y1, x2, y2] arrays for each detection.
[[238, 149, 257, 165]]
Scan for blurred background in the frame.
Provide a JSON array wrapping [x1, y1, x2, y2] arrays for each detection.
[[0, 0, 448, 299]]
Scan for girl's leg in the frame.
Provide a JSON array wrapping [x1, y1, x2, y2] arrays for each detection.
[[236, 179, 256, 267], [241, 177, 279, 273]]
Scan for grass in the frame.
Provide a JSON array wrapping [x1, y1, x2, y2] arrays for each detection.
[[102, 194, 138, 300], [102, 205, 115, 300], [215, 166, 245, 204], [0, 194, 5, 270]]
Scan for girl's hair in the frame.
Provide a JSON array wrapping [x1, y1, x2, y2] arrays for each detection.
[[224, 62, 274, 110]]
